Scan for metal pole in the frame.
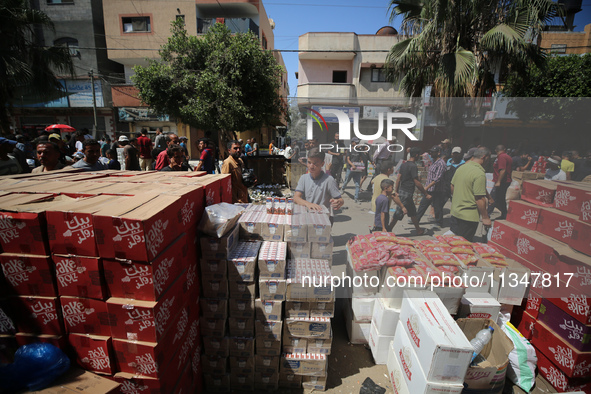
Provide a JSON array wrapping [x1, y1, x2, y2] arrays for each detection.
[[88, 69, 98, 138]]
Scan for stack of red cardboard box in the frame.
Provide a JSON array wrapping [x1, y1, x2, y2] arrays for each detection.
[[490, 179, 591, 392], [0, 170, 235, 393]]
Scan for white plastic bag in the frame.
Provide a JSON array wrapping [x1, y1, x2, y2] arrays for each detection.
[[498, 312, 537, 392], [197, 203, 245, 238]]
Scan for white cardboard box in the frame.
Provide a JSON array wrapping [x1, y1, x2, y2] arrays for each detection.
[[386, 340, 411, 394], [400, 290, 472, 384], [432, 286, 466, 315], [371, 297, 400, 336], [349, 292, 376, 322], [391, 320, 464, 394], [344, 299, 371, 344], [379, 267, 427, 309], [369, 321, 394, 365], [459, 292, 502, 320]]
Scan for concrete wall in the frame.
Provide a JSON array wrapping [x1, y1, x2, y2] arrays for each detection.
[[539, 24, 591, 54], [299, 59, 354, 84]]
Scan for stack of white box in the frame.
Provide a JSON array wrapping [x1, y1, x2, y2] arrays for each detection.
[[386, 290, 473, 394]]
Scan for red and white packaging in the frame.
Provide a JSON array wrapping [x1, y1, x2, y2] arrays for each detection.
[[113, 372, 168, 394], [521, 180, 557, 207], [258, 241, 287, 279], [93, 194, 184, 262], [548, 294, 591, 325], [195, 176, 222, 207], [532, 320, 591, 378], [46, 195, 123, 257], [60, 296, 111, 336], [514, 231, 560, 275], [489, 220, 525, 253], [506, 200, 542, 230], [103, 233, 188, 301], [536, 208, 579, 242], [68, 333, 114, 375], [53, 255, 107, 300], [0, 193, 55, 255], [158, 184, 204, 232], [459, 292, 501, 319], [554, 182, 591, 215], [554, 246, 591, 297], [512, 308, 536, 340], [570, 220, 591, 256], [0, 302, 16, 334], [535, 349, 591, 393], [107, 272, 187, 342], [400, 290, 473, 384], [12, 296, 63, 335], [540, 297, 591, 352], [524, 289, 542, 318], [580, 192, 591, 223], [209, 174, 232, 204], [0, 253, 56, 296]]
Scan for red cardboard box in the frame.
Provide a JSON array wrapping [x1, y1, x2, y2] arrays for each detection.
[[536, 208, 579, 242], [12, 296, 63, 335], [0, 253, 56, 296], [68, 333, 114, 375], [506, 200, 542, 230], [209, 174, 232, 204], [535, 348, 591, 392], [489, 220, 526, 253], [554, 182, 591, 215], [0, 193, 55, 255], [524, 289, 542, 318], [46, 195, 123, 257], [107, 272, 187, 342], [103, 233, 188, 302], [113, 372, 168, 394], [554, 247, 591, 297], [53, 255, 107, 300], [515, 231, 560, 275], [570, 220, 591, 256], [93, 194, 184, 262], [61, 296, 111, 336], [580, 192, 591, 223], [538, 298, 591, 352], [147, 185, 205, 233], [521, 180, 557, 207], [532, 320, 591, 378], [513, 308, 536, 340], [195, 176, 221, 207], [0, 302, 16, 334]]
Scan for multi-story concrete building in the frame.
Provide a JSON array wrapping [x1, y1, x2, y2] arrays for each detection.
[[13, 0, 123, 138], [539, 23, 591, 55], [103, 0, 288, 157]]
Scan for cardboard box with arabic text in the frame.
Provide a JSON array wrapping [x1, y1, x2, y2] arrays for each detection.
[[68, 333, 114, 375], [536, 207, 579, 243], [554, 182, 591, 215], [53, 255, 107, 300], [534, 348, 591, 393], [538, 298, 591, 352], [506, 200, 542, 230], [61, 296, 111, 336], [12, 296, 64, 335], [39, 368, 120, 394], [521, 180, 557, 207], [281, 353, 327, 377], [0, 253, 56, 297]]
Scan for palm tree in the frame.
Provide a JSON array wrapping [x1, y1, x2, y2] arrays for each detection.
[[385, 0, 561, 119], [0, 0, 74, 134]]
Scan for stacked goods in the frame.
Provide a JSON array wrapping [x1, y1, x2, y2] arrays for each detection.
[[386, 290, 473, 394], [491, 180, 591, 392], [0, 171, 214, 393]]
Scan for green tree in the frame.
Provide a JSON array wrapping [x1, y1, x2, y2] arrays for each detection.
[[385, 0, 560, 124], [132, 20, 285, 142], [0, 0, 74, 134]]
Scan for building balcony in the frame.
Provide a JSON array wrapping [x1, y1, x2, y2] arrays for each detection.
[[197, 17, 259, 36], [297, 83, 356, 100]]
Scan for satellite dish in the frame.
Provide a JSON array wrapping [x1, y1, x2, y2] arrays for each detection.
[[269, 18, 275, 29]]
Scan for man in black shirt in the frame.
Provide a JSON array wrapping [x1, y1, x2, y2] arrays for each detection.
[[160, 145, 191, 171], [327, 133, 343, 186], [340, 138, 367, 204], [390, 146, 427, 235], [572, 150, 591, 181]]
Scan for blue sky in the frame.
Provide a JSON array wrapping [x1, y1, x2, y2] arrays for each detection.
[[263, 0, 591, 98]]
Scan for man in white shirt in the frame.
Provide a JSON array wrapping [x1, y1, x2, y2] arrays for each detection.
[[544, 156, 567, 181]]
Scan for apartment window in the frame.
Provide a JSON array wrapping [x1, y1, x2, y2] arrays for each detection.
[[371, 68, 387, 82], [332, 71, 347, 83], [47, 0, 74, 4], [122, 17, 151, 33], [550, 44, 567, 54], [54, 37, 79, 57], [262, 34, 268, 50]]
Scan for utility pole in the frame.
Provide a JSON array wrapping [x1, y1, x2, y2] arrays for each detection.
[[88, 69, 98, 138]]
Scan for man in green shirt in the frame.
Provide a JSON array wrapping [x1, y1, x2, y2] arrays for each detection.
[[450, 147, 492, 241]]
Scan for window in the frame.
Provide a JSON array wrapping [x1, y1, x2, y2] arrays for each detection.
[[54, 37, 79, 57], [47, 0, 74, 4], [122, 17, 151, 33], [371, 68, 387, 82], [332, 71, 347, 83], [262, 35, 268, 49], [550, 44, 567, 54]]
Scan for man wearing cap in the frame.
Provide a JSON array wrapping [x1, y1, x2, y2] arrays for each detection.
[[0, 137, 23, 175], [447, 147, 465, 168], [440, 139, 452, 160], [487, 145, 512, 220], [71, 139, 107, 171], [544, 156, 567, 180], [155, 134, 179, 170], [32, 141, 64, 173], [136, 129, 153, 171], [450, 147, 492, 242], [415, 146, 447, 226]]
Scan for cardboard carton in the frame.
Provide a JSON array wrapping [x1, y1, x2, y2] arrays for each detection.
[[259, 279, 287, 301], [580, 192, 591, 223], [521, 180, 557, 207], [344, 299, 371, 344], [369, 321, 393, 364], [288, 242, 311, 259], [193, 175, 221, 207], [200, 298, 227, 320], [229, 355, 254, 372], [535, 348, 591, 393], [228, 241, 261, 282], [278, 370, 302, 388], [40, 368, 120, 394], [202, 336, 230, 357], [489, 220, 527, 253], [260, 214, 285, 242], [310, 301, 335, 318], [401, 290, 473, 384], [555, 246, 591, 297], [457, 319, 513, 394], [432, 286, 466, 314], [514, 230, 561, 275], [199, 258, 227, 280], [200, 316, 226, 337], [12, 296, 64, 335], [284, 317, 331, 339], [281, 353, 327, 376], [204, 374, 231, 392], [61, 296, 111, 336], [307, 336, 332, 355], [391, 320, 464, 394], [532, 319, 591, 378], [238, 210, 264, 240], [307, 211, 331, 243], [284, 213, 308, 243], [538, 298, 591, 352], [282, 334, 307, 354], [93, 194, 184, 262], [371, 297, 400, 336], [229, 336, 255, 357], [570, 219, 591, 256], [554, 182, 591, 215], [379, 267, 427, 309], [459, 292, 502, 319], [229, 298, 255, 318], [256, 337, 282, 356], [229, 371, 254, 391], [228, 279, 256, 299], [202, 277, 229, 299], [255, 354, 279, 373], [386, 345, 411, 394], [68, 333, 113, 375], [200, 224, 239, 260], [310, 239, 334, 260], [258, 241, 287, 279], [255, 299, 283, 321], [0, 302, 15, 334], [53, 255, 107, 300], [228, 317, 254, 337], [487, 258, 530, 305], [506, 200, 542, 230], [536, 207, 579, 242], [103, 233, 188, 302], [512, 307, 536, 340], [0, 253, 56, 297], [348, 293, 376, 322], [255, 319, 283, 340], [302, 375, 327, 391]]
